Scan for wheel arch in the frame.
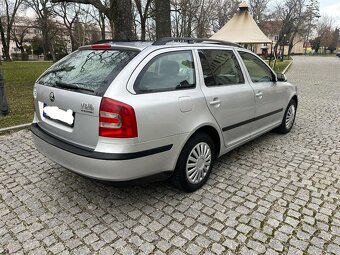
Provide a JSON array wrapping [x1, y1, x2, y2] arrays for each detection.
[[179, 124, 222, 161], [291, 94, 298, 106]]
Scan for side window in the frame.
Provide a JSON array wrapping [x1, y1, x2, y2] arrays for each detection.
[[239, 51, 274, 83], [134, 51, 195, 93], [198, 49, 244, 87]]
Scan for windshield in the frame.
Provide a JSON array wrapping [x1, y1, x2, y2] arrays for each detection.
[[37, 49, 139, 95]]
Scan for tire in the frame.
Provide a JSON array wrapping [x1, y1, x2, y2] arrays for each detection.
[[172, 133, 215, 192], [276, 99, 297, 134]]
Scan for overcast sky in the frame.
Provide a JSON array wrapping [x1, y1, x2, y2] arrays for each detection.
[[319, 0, 340, 26]]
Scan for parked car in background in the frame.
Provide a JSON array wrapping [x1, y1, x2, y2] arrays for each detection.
[[31, 37, 298, 192], [336, 52, 340, 57]]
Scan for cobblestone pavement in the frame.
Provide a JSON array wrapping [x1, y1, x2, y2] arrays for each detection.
[[1, 56, 340, 255]]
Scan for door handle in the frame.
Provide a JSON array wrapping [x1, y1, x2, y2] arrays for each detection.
[[255, 91, 263, 98], [209, 98, 221, 106]]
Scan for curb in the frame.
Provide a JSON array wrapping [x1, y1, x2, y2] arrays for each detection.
[[282, 60, 293, 74], [0, 123, 31, 133]]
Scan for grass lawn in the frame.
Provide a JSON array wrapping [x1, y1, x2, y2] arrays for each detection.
[[265, 59, 292, 73], [0, 61, 52, 129], [271, 60, 292, 73]]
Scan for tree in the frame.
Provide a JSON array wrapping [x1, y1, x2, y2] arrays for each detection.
[[53, 2, 82, 51], [31, 36, 44, 55], [171, 0, 199, 37], [316, 16, 337, 53], [0, 0, 24, 61], [310, 36, 320, 53], [329, 28, 339, 53], [79, 5, 107, 40], [24, 0, 55, 61], [156, 0, 171, 38], [249, 0, 270, 26], [134, 0, 153, 40], [216, 0, 241, 30], [52, 0, 134, 40], [272, 0, 320, 57], [170, 0, 221, 38], [10, 16, 33, 57]]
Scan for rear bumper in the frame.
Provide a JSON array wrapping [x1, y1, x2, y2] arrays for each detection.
[[31, 123, 175, 181]]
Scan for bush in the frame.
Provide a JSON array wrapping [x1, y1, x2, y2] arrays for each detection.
[[11, 53, 29, 61]]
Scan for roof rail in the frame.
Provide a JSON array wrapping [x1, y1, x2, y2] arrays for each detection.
[[93, 39, 148, 44], [152, 37, 243, 48]]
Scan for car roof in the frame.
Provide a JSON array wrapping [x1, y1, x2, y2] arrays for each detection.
[[83, 38, 244, 52]]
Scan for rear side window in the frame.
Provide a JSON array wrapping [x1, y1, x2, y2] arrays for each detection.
[[239, 51, 274, 83], [134, 51, 195, 93], [37, 49, 138, 95], [198, 49, 244, 86]]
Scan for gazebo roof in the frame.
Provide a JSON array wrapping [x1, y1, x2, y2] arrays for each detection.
[[210, 2, 272, 44]]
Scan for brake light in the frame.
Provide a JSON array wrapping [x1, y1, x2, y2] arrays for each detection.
[[91, 44, 111, 50], [99, 97, 138, 138]]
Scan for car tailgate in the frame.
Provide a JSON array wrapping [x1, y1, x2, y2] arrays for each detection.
[[34, 84, 101, 150]]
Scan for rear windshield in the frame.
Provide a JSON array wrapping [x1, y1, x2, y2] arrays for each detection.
[[37, 49, 139, 95]]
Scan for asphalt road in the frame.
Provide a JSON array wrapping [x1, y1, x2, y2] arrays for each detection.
[[0, 56, 339, 254]]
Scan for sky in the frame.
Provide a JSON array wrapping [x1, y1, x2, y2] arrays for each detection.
[[319, 0, 340, 26]]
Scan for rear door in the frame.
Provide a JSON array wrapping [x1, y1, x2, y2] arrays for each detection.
[[237, 51, 286, 134], [196, 48, 256, 148], [34, 47, 138, 149], [126, 48, 208, 143]]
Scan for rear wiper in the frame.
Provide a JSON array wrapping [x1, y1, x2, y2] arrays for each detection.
[[42, 66, 75, 77], [55, 81, 94, 93]]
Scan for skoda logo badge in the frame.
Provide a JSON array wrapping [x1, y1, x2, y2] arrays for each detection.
[[49, 92, 55, 102]]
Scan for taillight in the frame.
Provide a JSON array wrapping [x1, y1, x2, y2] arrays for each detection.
[[99, 97, 138, 138]]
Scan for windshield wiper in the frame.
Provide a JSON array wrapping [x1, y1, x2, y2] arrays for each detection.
[[55, 81, 95, 93]]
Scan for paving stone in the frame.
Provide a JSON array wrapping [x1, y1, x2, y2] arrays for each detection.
[[287, 246, 303, 255], [222, 227, 238, 239], [211, 243, 225, 254], [1, 56, 339, 255], [186, 243, 202, 255], [247, 239, 266, 253], [327, 244, 340, 255], [222, 238, 239, 251]]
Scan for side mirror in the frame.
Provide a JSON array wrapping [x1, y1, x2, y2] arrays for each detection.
[[276, 73, 287, 82]]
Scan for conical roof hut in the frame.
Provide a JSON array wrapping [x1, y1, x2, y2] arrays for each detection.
[[211, 2, 271, 44]]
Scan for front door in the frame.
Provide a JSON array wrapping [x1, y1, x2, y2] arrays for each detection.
[[238, 51, 286, 135]]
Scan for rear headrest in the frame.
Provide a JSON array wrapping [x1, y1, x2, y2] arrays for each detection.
[[160, 60, 180, 76]]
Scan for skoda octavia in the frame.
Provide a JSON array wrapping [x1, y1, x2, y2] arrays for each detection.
[[31, 38, 298, 191]]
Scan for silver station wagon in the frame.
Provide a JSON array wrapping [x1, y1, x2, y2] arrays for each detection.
[[31, 37, 298, 192]]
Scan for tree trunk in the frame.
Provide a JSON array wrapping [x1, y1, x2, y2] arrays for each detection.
[[71, 35, 77, 52], [155, 0, 171, 39], [141, 18, 146, 41], [112, 0, 134, 40], [42, 33, 50, 60], [5, 25, 12, 61], [0, 20, 10, 61], [50, 40, 56, 62], [100, 12, 106, 40]]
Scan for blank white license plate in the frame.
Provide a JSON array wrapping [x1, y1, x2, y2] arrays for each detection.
[[43, 105, 74, 125]]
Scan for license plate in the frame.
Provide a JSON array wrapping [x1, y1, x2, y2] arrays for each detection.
[[43, 104, 74, 126]]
